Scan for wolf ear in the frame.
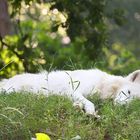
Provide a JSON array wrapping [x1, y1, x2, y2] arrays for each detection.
[[126, 70, 140, 83]]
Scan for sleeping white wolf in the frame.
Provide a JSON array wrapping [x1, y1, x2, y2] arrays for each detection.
[[0, 69, 140, 117]]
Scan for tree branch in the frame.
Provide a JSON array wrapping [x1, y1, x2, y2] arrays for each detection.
[[0, 36, 23, 59]]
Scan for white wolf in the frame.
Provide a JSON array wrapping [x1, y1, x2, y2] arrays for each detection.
[[0, 69, 140, 117]]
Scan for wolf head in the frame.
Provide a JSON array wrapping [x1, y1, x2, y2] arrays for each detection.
[[114, 70, 140, 104]]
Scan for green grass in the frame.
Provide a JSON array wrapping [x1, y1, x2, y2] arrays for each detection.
[[0, 92, 140, 140]]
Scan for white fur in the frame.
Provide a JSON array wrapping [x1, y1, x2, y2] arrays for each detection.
[[0, 69, 140, 117]]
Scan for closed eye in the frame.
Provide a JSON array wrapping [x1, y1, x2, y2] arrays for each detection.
[[121, 91, 127, 97]]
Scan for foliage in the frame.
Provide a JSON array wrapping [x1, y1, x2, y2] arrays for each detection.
[[0, 93, 140, 140], [0, 0, 129, 78], [8, 0, 108, 60], [103, 43, 140, 75], [106, 0, 140, 57], [50, 0, 109, 60]]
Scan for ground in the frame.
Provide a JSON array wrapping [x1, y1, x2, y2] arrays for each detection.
[[0, 92, 140, 140]]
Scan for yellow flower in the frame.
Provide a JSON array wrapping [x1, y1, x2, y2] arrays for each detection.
[[36, 133, 51, 140]]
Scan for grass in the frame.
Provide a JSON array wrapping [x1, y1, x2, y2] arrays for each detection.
[[0, 92, 140, 140]]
